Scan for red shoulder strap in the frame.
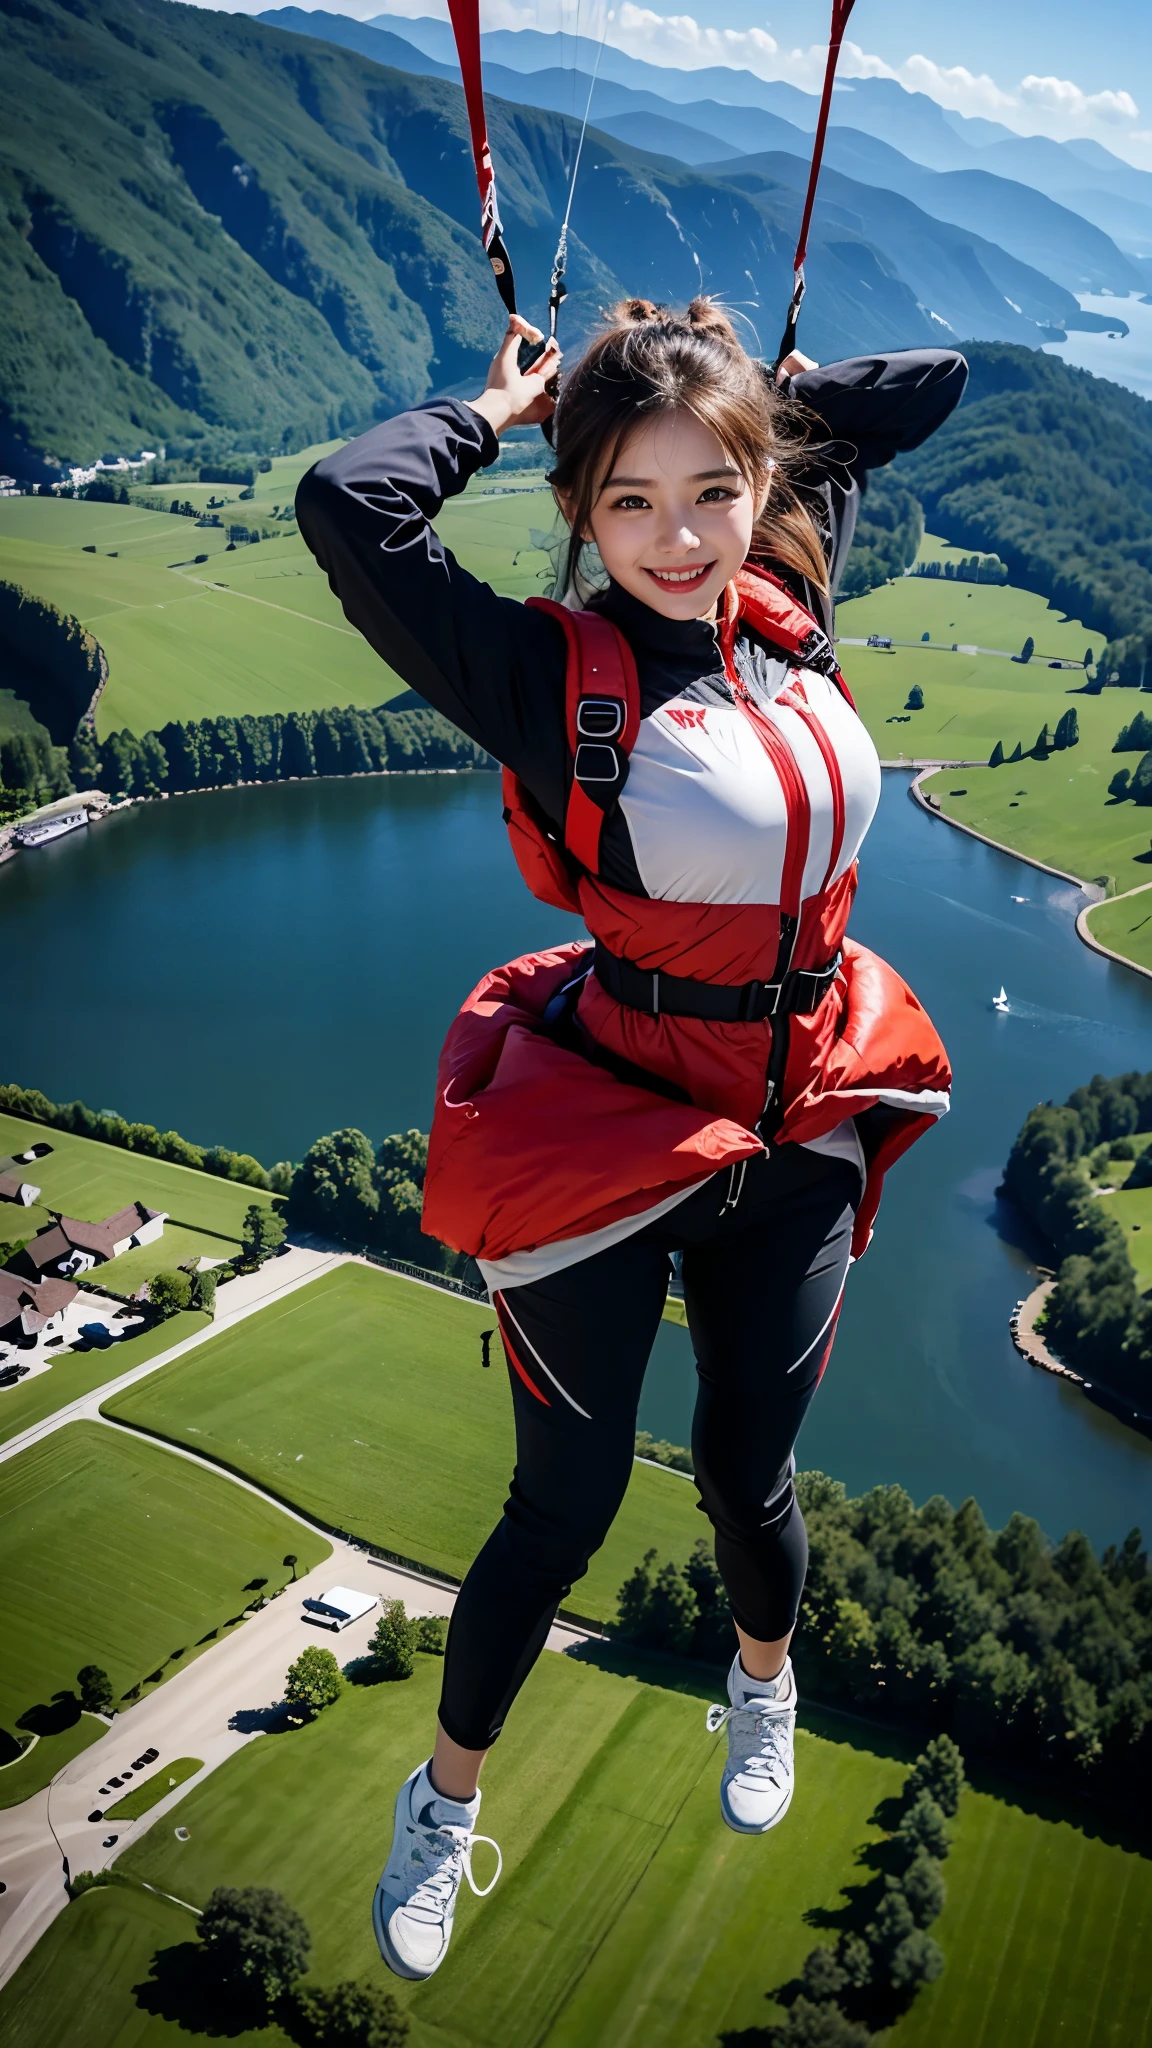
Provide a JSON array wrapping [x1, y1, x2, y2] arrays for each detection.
[[526, 598, 641, 876], [728, 568, 856, 710]]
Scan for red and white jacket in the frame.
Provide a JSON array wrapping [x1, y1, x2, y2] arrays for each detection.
[[296, 385, 956, 1289], [421, 571, 950, 1284]]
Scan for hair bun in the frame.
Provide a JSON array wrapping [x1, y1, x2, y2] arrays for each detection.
[[610, 296, 668, 327], [685, 296, 741, 347]]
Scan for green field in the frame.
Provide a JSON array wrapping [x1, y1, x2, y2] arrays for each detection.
[[1099, 1178, 1152, 1287], [0, 453, 556, 739], [0, 1422, 330, 1789], [1085, 886, 1152, 976], [0, 1113, 278, 1241], [837, 542, 1152, 930], [105, 1756, 202, 1821], [103, 1263, 702, 1622], [0, 1711, 107, 1813], [2, 1654, 1148, 2048], [0, 1309, 207, 1451]]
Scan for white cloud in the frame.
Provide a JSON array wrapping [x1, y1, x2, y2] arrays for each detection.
[[599, 6, 1147, 164], [1019, 74, 1139, 126]]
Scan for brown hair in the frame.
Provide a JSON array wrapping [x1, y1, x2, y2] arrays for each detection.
[[548, 296, 829, 594]]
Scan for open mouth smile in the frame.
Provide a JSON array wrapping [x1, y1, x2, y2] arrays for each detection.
[[643, 563, 714, 592]]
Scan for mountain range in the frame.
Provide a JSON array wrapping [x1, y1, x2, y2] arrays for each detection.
[[2, 0, 1148, 476], [334, 12, 1152, 271]]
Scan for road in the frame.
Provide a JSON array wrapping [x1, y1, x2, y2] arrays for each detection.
[[0, 1250, 596, 1990], [0, 1245, 343, 1467]]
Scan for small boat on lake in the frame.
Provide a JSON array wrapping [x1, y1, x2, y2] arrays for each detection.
[[993, 986, 1009, 1012]]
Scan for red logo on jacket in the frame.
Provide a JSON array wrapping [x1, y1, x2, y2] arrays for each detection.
[[665, 705, 708, 730]]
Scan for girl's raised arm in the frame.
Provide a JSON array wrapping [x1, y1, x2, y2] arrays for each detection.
[[295, 321, 570, 817]]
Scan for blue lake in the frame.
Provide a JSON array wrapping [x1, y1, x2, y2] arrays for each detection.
[[3, 770, 1150, 1546]]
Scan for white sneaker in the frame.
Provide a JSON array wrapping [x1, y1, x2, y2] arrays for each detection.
[[373, 1761, 502, 1981], [706, 1653, 797, 1835]]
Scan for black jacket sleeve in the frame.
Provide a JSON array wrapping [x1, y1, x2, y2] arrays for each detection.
[[774, 349, 968, 625], [295, 400, 570, 821], [786, 348, 968, 486]]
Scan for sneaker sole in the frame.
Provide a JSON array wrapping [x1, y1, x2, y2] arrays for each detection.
[[720, 1777, 795, 1836]]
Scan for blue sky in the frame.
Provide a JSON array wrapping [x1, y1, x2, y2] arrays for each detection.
[[197, 0, 1152, 167]]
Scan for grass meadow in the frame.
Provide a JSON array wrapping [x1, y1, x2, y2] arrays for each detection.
[[835, 543, 1152, 914], [0, 1112, 279, 1239], [1099, 1178, 1152, 1287], [1085, 887, 1152, 975], [0, 1421, 329, 1792], [103, 1262, 703, 1622], [0, 456, 557, 739], [1, 1654, 1149, 2047]]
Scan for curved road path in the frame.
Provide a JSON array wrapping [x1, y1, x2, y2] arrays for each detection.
[[0, 1249, 595, 1991]]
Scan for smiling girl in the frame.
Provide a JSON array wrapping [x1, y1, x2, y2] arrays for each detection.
[[297, 299, 961, 1982]]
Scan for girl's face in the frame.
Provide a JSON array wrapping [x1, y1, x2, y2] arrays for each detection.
[[582, 408, 766, 620]]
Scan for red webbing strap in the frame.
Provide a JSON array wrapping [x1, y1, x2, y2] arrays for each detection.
[[447, 0, 517, 316], [734, 567, 857, 709], [717, 586, 811, 924], [526, 598, 640, 877], [776, 0, 857, 361]]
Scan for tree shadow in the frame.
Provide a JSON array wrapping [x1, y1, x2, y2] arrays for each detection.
[[228, 1703, 292, 1735], [133, 1943, 268, 2036], [17, 1690, 80, 1737]]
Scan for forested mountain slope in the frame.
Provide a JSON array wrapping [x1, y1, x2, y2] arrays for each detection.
[[897, 345, 1152, 668], [0, 0, 1108, 476]]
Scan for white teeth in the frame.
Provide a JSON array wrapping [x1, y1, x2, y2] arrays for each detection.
[[650, 567, 705, 584]]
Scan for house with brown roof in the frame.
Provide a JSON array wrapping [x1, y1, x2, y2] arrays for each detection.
[[0, 1269, 77, 1345], [26, 1202, 168, 1280], [0, 1155, 41, 1206]]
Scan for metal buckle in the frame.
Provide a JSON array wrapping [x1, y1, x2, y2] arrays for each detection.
[[576, 698, 624, 740]]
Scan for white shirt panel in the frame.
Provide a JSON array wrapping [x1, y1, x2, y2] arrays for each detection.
[[619, 701, 790, 905], [617, 673, 881, 909]]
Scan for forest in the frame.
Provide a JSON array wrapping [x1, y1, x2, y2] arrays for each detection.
[[1001, 1069, 1152, 1404], [617, 1470, 1151, 1801], [897, 343, 1152, 682], [73, 700, 493, 798]]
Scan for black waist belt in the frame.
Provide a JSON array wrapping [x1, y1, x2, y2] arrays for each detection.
[[592, 941, 842, 1023]]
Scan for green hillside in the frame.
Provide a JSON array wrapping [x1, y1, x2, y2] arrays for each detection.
[[898, 343, 1152, 666], [1, 0, 1056, 480], [0, 463, 555, 733]]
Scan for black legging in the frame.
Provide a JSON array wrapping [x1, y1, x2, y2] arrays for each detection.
[[438, 1143, 860, 1751]]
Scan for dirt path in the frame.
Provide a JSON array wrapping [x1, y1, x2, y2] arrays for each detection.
[[1010, 1281, 1084, 1384]]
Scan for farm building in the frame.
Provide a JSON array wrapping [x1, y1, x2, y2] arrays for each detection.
[[25, 1201, 167, 1279], [0, 1168, 40, 1205], [0, 1269, 77, 1345]]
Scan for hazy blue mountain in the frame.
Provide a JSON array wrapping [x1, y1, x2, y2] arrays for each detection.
[[1057, 189, 1152, 262], [271, 13, 1140, 313], [596, 112, 745, 166], [818, 149, 1142, 295], [365, 16, 1152, 224], [267, 10, 1102, 352], [718, 155, 1085, 344], [258, 8, 459, 77]]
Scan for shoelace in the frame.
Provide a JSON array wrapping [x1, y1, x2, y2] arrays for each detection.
[[403, 1823, 503, 1922], [705, 1699, 794, 1780]]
